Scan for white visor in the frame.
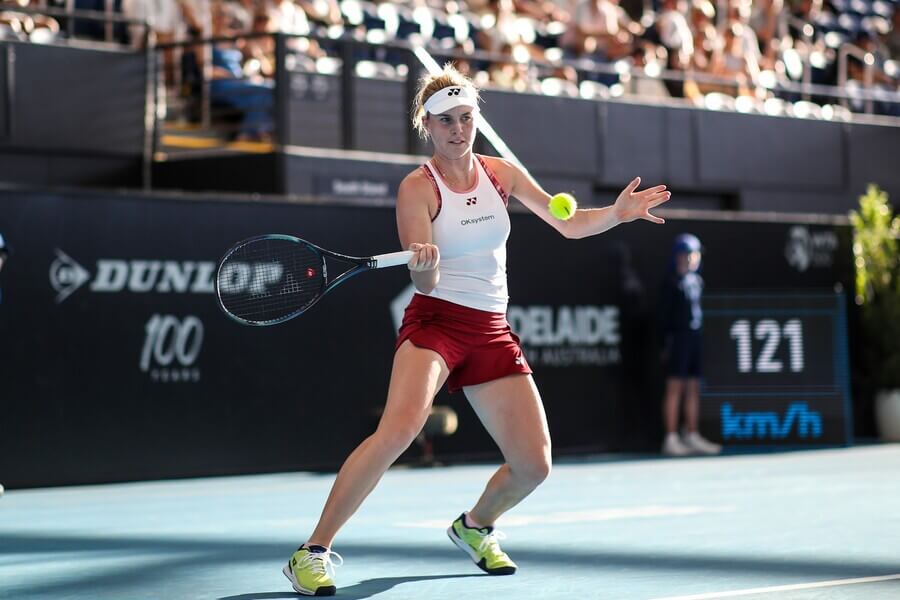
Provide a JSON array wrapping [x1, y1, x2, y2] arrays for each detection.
[[424, 86, 479, 115]]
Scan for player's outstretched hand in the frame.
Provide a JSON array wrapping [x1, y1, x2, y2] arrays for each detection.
[[408, 242, 440, 272], [614, 177, 671, 224]]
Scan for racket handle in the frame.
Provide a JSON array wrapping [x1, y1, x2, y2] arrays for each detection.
[[372, 250, 415, 269]]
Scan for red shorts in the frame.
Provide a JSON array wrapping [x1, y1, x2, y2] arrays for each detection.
[[395, 294, 532, 393]]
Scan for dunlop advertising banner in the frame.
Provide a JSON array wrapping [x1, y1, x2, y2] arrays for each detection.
[[0, 189, 853, 487]]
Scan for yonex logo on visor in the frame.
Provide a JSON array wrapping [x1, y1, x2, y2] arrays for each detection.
[[424, 86, 478, 115]]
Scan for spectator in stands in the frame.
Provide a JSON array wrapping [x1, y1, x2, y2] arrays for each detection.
[[297, 0, 343, 30], [704, 22, 757, 97], [750, 0, 783, 70], [0, 8, 26, 40], [788, 0, 823, 32], [846, 30, 900, 116], [466, 0, 546, 87], [174, 0, 213, 122], [561, 0, 641, 62], [266, 0, 337, 36], [181, 0, 212, 38], [488, 42, 541, 91], [885, 7, 900, 60], [244, 3, 277, 78], [856, 18, 895, 70], [210, 1, 275, 141], [470, 0, 533, 55], [122, 0, 194, 89], [122, 0, 185, 48], [255, 0, 329, 66], [725, 0, 763, 84], [629, 42, 672, 98], [135, 0, 896, 142], [688, 0, 717, 72], [674, 1, 719, 101], [658, 234, 721, 457], [512, 0, 570, 23], [656, 0, 694, 96], [0, 1, 60, 42]]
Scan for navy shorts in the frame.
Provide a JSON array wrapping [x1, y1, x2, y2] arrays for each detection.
[[667, 329, 703, 378]]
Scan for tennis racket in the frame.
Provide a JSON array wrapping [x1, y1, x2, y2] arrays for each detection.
[[215, 234, 413, 326]]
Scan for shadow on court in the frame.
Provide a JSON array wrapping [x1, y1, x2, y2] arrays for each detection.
[[5, 532, 900, 579], [218, 574, 485, 600], [4, 531, 900, 598]]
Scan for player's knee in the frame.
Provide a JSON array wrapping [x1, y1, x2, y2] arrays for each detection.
[[374, 419, 427, 455], [514, 453, 552, 485]]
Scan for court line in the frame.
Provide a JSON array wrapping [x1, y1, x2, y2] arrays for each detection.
[[647, 573, 900, 600]]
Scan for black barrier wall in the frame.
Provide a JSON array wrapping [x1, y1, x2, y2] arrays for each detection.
[[0, 42, 145, 188], [0, 188, 853, 488]]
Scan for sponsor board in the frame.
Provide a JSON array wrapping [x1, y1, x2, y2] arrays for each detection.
[[139, 314, 204, 383]]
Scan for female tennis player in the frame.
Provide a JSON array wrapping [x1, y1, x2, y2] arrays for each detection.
[[283, 65, 671, 596]]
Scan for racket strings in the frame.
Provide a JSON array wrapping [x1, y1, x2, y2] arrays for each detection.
[[218, 239, 326, 323]]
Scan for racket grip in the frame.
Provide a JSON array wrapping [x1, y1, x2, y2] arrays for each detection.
[[372, 250, 415, 269]]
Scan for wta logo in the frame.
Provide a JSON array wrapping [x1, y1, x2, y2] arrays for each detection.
[[785, 226, 838, 272]]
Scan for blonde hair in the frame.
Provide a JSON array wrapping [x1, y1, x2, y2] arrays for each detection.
[[411, 64, 480, 139]]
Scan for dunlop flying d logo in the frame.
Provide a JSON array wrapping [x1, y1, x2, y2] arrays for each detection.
[[49, 249, 91, 303]]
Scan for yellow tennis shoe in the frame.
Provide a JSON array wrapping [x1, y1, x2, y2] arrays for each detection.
[[282, 545, 342, 596], [447, 513, 517, 575]]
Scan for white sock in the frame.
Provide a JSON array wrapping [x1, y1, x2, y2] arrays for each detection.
[[464, 512, 485, 529]]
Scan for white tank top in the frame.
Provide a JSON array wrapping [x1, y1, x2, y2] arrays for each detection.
[[420, 154, 511, 313]]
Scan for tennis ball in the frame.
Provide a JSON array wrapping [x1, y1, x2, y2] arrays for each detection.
[[548, 193, 577, 221]]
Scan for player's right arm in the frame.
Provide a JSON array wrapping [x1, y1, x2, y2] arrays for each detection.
[[396, 171, 441, 294]]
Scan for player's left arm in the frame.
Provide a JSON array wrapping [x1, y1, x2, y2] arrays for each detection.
[[497, 157, 671, 239]]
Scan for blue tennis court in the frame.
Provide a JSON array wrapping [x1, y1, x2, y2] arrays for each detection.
[[3, 445, 898, 600]]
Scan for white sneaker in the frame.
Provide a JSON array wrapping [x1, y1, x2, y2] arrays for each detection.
[[684, 432, 722, 455], [662, 433, 692, 456]]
